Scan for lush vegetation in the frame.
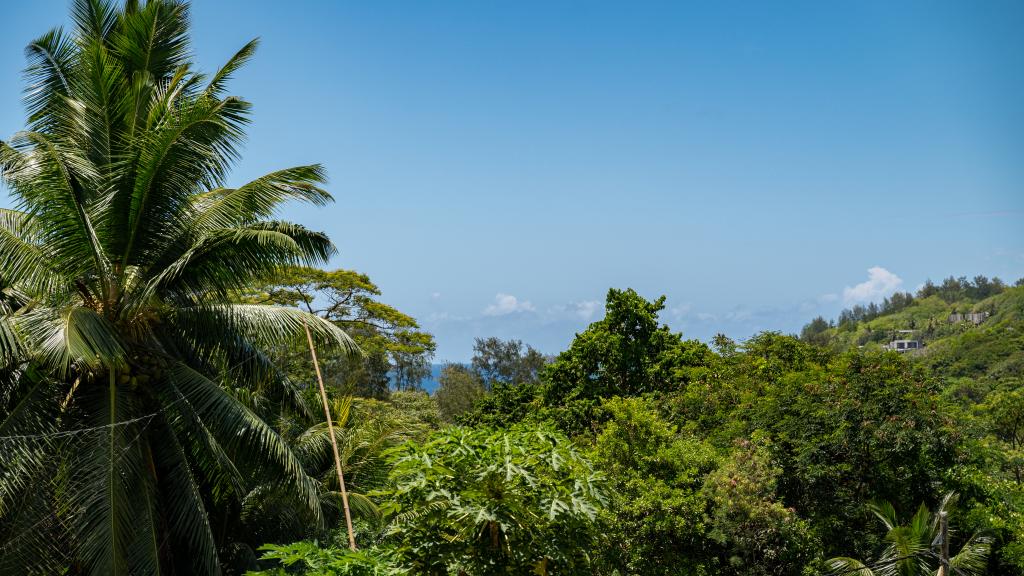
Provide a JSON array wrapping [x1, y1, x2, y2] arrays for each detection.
[[242, 284, 1024, 576], [1, 2, 1022, 575]]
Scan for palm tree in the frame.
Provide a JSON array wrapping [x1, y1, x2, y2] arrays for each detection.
[[235, 396, 418, 551], [826, 493, 990, 576], [0, 1, 357, 573]]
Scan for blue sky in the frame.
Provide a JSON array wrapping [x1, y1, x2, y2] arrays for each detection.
[[3, 1, 1023, 361]]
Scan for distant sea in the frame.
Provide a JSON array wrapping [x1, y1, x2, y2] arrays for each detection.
[[419, 364, 445, 393], [389, 364, 447, 394]]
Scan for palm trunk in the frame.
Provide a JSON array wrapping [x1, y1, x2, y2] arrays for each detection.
[[304, 321, 357, 551]]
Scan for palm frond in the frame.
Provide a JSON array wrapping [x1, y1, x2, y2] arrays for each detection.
[[64, 306, 127, 370], [12, 305, 128, 375], [824, 557, 875, 576], [0, 132, 107, 281], [166, 361, 324, 528], [110, 0, 191, 137], [0, 451, 72, 575], [0, 316, 25, 369], [192, 165, 331, 230], [170, 304, 358, 356], [23, 28, 75, 132], [204, 38, 258, 97], [158, 380, 247, 503], [119, 94, 249, 268], [151, 416, 222, 575], [127, 221, 333, 315], [71, 0, 118, 40], [0, 208, 63, 295], [868, 499, 899, 532], [70, 375, 151, 576], [948, 534, 992, 576], [71, 35, 129, 171], [332, 490, 380, 521]]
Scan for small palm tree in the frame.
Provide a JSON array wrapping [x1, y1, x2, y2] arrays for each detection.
[[0, 1, 356, 574], [236, 396, 418, 550], [826, 493, 990, 576]]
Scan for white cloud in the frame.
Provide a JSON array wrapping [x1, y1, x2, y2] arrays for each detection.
[[425, 311, 470, 323], [431, 292, 442, 300], [545, 299, 603, 322], [725, 308, 753, 322], [483, 293, 535, 316], [570, 300, 602, 321], [842, 267, 903, 304], [670, 303, 693, 318]]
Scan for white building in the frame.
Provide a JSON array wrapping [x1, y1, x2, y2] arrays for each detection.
[[883, 339, 922, 352]]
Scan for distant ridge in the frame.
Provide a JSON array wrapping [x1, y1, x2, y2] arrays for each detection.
[[803, 284, 1024, 381]]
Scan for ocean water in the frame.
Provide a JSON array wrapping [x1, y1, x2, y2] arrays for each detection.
[[388, 364, 446, 394], [419, 364, 444, 394]]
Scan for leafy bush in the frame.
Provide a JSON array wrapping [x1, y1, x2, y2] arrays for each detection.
[[703, 435, 819, 576], [246, 542, 407, 575], [591, 397, 719, 575], [378, 425, 605, 574]]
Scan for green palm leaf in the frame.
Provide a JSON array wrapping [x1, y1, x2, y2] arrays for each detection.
[[166, 361, 323, 526], [0, 2, 342, 573], [828, 493, 991, 576]]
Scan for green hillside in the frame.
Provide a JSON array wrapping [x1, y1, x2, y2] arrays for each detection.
[[802, 283, 1024, 382], [921, 287, 1024, 380]]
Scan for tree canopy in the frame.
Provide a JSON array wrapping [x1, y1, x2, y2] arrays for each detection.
[[1, 2, 1021, 575], [239, 266, 436, 398], [0, 1, 354, 572]]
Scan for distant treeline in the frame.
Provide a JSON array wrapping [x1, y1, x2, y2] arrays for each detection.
[[802, 275, 1022, 341]]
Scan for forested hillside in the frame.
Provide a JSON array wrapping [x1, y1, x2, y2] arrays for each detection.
[[801, 277, 1024, 382]]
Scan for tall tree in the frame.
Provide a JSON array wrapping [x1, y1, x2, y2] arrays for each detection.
[[0, 1, 354, 573], [541, 288, 714, 432], [545, 288, 713, 402], [434, 363, 485, 422], [470, 337, 546, 389], [241, 266, 436, 397]]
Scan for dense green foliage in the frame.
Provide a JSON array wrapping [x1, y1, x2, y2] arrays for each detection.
[[378, 425, 604, 574], [240, 266, 436, 398], [247, 542, 407, 576], [433, 363, 485, 422], [250, 426, 604, 575], [456, 286, 1023, 575], [470, 336, 547, 389], [2, 2, 1022, 575], [826, 493, 991, 576], [0, 1, 362, 572]]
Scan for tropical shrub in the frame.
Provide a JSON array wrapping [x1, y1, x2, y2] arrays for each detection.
[[590, 397, 719, 575], [826, 493, 991, 576], [246, 542, 407, 576], [378, 425, 605, 575], [702, 436, 819, 576]]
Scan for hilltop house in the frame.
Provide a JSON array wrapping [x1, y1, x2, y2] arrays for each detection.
[[883, 339, 922, 352], [883, 329, 923, 353], [948, 311, 989, 325]]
